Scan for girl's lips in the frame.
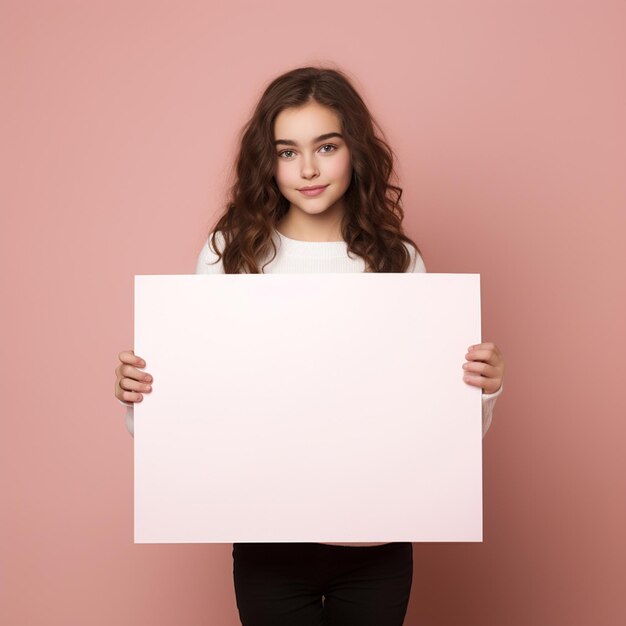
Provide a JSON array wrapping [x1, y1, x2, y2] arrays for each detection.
[[299, 185, 328, 197]]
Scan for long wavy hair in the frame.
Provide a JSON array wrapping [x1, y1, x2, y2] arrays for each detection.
[[208, 65, 423, 273]]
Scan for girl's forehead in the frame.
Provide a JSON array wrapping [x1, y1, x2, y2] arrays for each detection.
[[274, 102, 341, 137]]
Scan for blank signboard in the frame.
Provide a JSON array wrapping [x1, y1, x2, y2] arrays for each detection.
[[134, 273, 483, 543]]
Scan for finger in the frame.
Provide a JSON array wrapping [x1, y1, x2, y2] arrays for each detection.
[[115, 377, 146, 403], [121, 389, 143, 403], [469, 342, 498, 353], [465, 348, 500, 365], [463, 372, 500, 394], [119, 377, 152, 394], [462, 361, 498, 377], [119, 350, 146, 368], [121, 363, 153, 382], [463, 372, 485, 387]]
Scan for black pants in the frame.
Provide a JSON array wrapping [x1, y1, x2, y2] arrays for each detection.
[[232, 542, 413, 626]]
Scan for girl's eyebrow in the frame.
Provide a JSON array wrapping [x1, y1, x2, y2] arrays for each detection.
[[274, 132, 343, 147]]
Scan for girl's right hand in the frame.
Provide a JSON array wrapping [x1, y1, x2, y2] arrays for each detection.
[[115, 350, 153, 403]]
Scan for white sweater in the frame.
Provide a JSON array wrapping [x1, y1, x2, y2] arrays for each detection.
[[120, 229, 503, 547]]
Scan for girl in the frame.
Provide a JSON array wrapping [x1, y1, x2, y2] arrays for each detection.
[[114, 66, 504, 626]]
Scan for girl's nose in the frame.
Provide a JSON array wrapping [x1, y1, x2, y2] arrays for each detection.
[[300, 156, 319, 178]]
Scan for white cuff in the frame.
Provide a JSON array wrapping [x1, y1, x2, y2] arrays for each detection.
[[481, 381, 503, 438], [120, 401, 134, 437]]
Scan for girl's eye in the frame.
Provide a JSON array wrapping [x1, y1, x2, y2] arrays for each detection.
[[277, 144, 337, 159]]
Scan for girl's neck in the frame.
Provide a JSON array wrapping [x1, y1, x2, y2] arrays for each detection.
[[276, 206, 345, 242]]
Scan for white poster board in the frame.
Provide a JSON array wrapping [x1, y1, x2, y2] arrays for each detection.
[[134, 273, 483, 543]]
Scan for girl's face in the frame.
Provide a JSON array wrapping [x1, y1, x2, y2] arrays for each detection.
[[273, 101, 353, 222]]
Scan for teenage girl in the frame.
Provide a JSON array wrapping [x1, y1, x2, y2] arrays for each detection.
[[114, 66, 505, 626]]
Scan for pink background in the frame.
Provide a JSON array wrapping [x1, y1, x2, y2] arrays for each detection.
[[1, 1, 624, 624]]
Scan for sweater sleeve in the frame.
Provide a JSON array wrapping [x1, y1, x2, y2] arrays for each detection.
[[406, 242, 502, 438]]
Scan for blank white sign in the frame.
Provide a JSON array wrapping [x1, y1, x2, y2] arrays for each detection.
[[134, 273, 483, 543]]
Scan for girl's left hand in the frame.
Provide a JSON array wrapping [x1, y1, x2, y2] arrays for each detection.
[[462, 341, 504, 394]]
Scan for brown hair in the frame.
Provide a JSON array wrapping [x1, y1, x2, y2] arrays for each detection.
[[208, 65, 423, 273]]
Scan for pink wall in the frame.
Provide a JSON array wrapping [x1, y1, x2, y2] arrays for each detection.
[[2, 1, 624, 624]]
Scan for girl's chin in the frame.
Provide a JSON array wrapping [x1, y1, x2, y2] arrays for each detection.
[[296, 205, 335, 215]]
